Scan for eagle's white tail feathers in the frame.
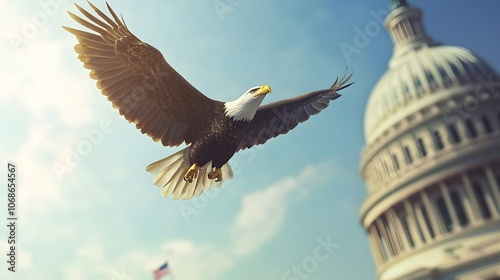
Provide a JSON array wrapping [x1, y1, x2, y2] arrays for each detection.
[[146, 146, 233, 200]]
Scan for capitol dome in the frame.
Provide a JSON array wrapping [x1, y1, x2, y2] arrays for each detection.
[[359, 1, 500, 280], [365, 45, 497, 145]]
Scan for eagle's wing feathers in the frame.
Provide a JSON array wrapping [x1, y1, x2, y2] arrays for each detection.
[[237, 72, 353, 151], [64, 2, 218, 147]]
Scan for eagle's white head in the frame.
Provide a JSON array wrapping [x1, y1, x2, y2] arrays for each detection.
[[224, 85, 271, 122]]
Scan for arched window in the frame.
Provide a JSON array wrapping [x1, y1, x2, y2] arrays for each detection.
[[382, 159, 390, 177], [425, 70, 438, 91], [403, 83, 411, 100], [465, 118, 478, 138], [433, 130, 445, 150], [417, 137, 427, 157], [404, 145, 413, 164], [447, 123, 462, 144], [414, 76, 424, 96], [481, 115, 493, 134], [392, 154, 400, 171], [438, 66, 452, 87]]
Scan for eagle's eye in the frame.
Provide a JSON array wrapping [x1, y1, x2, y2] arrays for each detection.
[[249, 88, 260, 94]]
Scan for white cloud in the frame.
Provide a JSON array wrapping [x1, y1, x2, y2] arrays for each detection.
[[159, 241, 234, 280], [64, 264, 86, 280], [0, 3, 117, 279], [1, 40, 95, 126], [230, 162, 333, 256], [105, 161, 335, 280], [78, 243, 105, 261], [0, 0, 103, 218]]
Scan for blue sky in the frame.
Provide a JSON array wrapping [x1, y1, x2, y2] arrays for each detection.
[[1, 0, 499, 279]]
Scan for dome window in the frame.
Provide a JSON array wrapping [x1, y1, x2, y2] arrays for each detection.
[[447, 123, 462, 144], [404, 146, 413, 164], [438, 66, 452, 87], [382, 159, 390, 177], [403, 83, 411, 100], [392, 154, 400, 171], [432, 130, 445, 150], [425, 70, 438, 91], [417, 137, 428, 157], [465, 118, 478, 138], [481, 115, 493, 134], [413, 76, 424, 96]]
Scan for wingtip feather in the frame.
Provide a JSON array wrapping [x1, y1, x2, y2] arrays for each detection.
[[331, 67, 354, 91]]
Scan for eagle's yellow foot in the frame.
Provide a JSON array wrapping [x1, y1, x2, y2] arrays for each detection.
[[183, 164, 198, 183], [208, 168, 223, 182]]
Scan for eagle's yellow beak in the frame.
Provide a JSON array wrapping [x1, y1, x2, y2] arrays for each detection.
[[255, 85, 271, 97]]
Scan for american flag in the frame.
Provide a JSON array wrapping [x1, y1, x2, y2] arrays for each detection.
[[152, 262, 171, 280]]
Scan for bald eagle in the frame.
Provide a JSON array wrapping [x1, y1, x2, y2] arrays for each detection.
[[64, 2, 352, 200]]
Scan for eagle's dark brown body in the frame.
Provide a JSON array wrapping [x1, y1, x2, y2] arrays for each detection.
[[189, 105, 249, 169]]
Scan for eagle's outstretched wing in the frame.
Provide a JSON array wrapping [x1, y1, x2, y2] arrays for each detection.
[[237, 72, 353, 151], [63, 2, 220, 147]]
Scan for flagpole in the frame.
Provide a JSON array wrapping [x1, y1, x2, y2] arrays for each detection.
[[169, 266, 176, 280]]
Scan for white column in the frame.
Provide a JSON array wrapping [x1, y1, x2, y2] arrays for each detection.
[[384, 213, 402, 255], [479, 179, 499, 219], [404, 199, 424, 247], [485, 165, 500, 215], [414, 201, 432, 242], [421, 190, 441, 238], [461, 173, 483, 223], [457, 182, 474, 225], [439, 182, 461, 231], [368, 225, 384, 265], [376, 218, 395, 258], [389, 208, 411, 252]]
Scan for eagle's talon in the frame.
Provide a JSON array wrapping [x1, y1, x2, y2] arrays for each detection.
[[184, 163, 198, 183], [208, 168, 223, 182]]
